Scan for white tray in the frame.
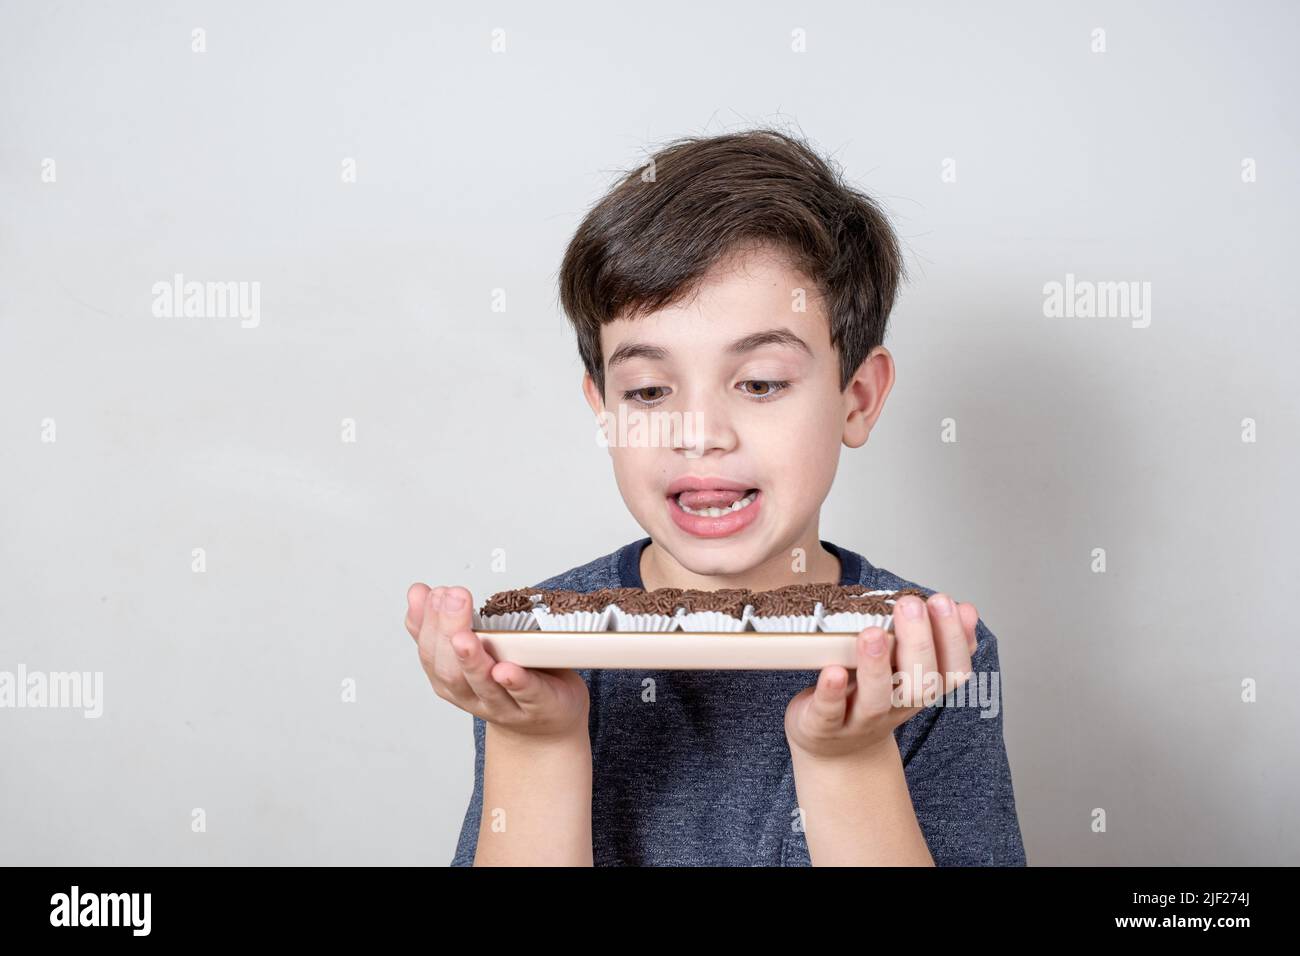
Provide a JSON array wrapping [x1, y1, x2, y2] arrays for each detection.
[[475, 630, 884, 670]]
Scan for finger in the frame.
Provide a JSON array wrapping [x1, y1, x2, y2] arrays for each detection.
[[449, 629, 522, 714], [926, 593, 973, 696], [892, 595, 939, 709], [406, 582, 431, 640], [417, 584, 453, 640], [417, 585, 450, 641], [416, 588, 475, 701], [808, 666, 852, 732], [425, 585, 451, 643], [847, 627, 896, 725], [440, 586, 518, 712], [488, 660, 562, 713], [957, 602, 978, 655]]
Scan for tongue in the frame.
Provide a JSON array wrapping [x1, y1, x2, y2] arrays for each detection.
[[678, 488, 749, 509]]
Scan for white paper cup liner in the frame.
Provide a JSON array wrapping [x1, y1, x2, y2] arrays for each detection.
[[473, 609, 538, 631], [609, 606, 678, 632], [533, 606, 612, 632], [819, 611, 893, 633], [749, 608, 821, 632], [674, 608, 750, 632]]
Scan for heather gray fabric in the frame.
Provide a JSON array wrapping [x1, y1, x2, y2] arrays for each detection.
[[451, 537, 1027, 866]]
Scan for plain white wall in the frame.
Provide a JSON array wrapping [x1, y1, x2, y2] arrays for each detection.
[[2, 0, 1296, 864]]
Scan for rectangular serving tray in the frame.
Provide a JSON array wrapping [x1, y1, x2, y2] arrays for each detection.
[[474, 629, 887, 670]]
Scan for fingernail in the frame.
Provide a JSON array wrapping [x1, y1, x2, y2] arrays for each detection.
[[865, 633, 885, 656], [901, 597, 924, 619], [431, 591, 443, 610], [931, 594, 953, 616], [445, 593, 465, 611]]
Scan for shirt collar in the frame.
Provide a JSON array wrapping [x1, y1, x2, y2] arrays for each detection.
[[618, 536, 866, 588]]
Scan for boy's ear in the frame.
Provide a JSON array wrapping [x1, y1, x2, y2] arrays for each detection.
[[582, 371, 605, 416], [842, 346, 895, 448], [583, 373, 615, 456]]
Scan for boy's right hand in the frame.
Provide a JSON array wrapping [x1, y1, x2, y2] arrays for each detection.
[[405, 584, 590, 741]]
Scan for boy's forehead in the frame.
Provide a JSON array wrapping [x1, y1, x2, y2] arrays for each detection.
[[601, 246, 828, 356]]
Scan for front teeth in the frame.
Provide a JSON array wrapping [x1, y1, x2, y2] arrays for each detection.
[[676, 490, 757, 517]]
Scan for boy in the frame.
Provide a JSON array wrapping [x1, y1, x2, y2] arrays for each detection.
[[405, 128, 1027, 866]]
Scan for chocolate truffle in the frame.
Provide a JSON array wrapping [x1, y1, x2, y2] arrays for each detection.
[[676, 588, 751, 616], [480, 587, 545, 617]]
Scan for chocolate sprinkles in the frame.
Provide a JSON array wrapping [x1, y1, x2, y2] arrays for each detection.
[[478, 582, 936, 630]]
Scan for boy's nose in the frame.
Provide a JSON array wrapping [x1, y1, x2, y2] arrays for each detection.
[[673, 394, 738, 458]]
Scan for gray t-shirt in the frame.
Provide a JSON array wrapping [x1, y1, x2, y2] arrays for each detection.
[[451, 537, 1027, 866]]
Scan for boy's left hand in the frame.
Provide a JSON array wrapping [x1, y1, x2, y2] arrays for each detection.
[[784, 593, 980, 761]]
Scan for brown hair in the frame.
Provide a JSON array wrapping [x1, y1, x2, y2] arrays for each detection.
[[558, 127, 905, 399]]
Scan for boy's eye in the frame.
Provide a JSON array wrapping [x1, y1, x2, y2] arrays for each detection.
[[621, 385, 671, 405], [620, 381, 792, 406], [737, 380, 791, 402]]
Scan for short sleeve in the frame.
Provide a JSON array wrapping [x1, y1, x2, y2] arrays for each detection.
[[449, 714, 487, 866], [896, 619, 1028, 866]]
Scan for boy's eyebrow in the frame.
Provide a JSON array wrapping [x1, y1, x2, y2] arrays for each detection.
[[607, 327, 813, 370]]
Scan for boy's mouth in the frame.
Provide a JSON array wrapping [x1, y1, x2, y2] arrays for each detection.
[[671, 488, 760, 516], [664, 485, 763, 538]]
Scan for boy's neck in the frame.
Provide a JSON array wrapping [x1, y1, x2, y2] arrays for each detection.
[[638, 533, 842, 592]]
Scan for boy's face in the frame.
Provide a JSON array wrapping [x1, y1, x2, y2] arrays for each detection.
[[582, 243, 893, 581]]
